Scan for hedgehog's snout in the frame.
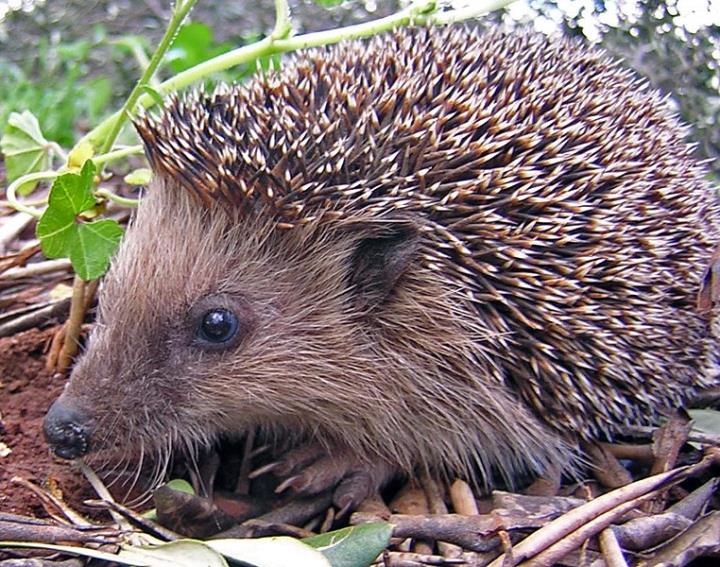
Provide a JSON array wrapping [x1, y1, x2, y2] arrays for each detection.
[[44, 395, 93, 460]]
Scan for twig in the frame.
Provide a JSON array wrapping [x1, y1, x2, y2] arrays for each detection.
[[78, 461, 135, 538], [600, 443, 654, 463], [379, 550, 467, 565], [599, 528, 628, 567], [46, 326, 66, 371], [11, 477, 91, 527], [0, 516, 120, 544], [0, 243, 40, 275], [0, 258, 72, 280], [519, 487, 665, 567], [449, 479, 478, 515], [488, 456, 715, 567], [47, 278, 98, 369], [351, 511, 558, 553], [583, 442, 633, 489], [0, 299, 70, 338], [83, 499, 180, 542], [420, 473, 463, 558], [0, 212, 33, 252]]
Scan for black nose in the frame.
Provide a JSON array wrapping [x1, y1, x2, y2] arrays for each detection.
[[43, 397, 92, 459]]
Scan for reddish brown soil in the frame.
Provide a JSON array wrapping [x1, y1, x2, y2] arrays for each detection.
[[0, 327, 93, 517]]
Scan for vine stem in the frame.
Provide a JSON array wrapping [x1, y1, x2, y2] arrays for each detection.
[[78, 0, 512, 150], [92, 144, 144, 166], [5, 172, 59, 217], [272, 0, 292, 40], [97, 0, 198, 157], [5, 145, 144, 216], [95, 188, 140, 207]]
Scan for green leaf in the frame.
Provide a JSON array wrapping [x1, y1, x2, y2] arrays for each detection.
[[70, 220, 124, 280], [142, 478, 195, 520], [36, 205, 75, 258], [208, 537, 331, 567], [37, 161, 97, 258], [165, 478, 195, 494], [51, 159, 97, 213], [303, 523, 392, 567], [0, 110, 52, 194], [313, 0, 345, 6], [37, 160, 124, 280]]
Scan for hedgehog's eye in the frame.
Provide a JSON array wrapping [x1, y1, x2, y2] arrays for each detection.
[[197, 308, 239, 344]]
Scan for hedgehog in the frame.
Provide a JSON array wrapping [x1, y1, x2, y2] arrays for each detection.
[[44, 25, 720, 508]]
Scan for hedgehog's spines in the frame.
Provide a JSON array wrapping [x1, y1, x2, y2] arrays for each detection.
[[134, 25, 720, 443]]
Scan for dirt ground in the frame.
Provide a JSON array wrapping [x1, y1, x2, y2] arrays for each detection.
[[0, 326, 94, 517]]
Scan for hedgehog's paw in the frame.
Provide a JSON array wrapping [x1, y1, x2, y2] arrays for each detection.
[[253, 444, 395, 514]]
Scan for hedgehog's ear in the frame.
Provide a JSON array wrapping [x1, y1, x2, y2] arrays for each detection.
[[348, 222, 420, 311]]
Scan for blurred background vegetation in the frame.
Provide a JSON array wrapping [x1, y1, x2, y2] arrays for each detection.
[[1, 0, 719, 177]]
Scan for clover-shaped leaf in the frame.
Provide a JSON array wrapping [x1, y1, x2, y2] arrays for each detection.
[[37, 160, 124, 280]]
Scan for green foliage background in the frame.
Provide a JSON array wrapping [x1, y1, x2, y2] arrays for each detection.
[[0, 0, 718, 178]]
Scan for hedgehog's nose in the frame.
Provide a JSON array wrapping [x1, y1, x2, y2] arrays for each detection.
[[43, 397, 92, 459]]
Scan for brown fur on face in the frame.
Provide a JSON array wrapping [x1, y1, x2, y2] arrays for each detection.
[[54, 25, 719, 488], [66, 178, 568, 484]]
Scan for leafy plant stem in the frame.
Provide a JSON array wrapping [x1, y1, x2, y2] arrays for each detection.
[[272, 0, 292, 40], [95, 188, 140, 207], [5, 145, 143, 216], [122, 39, 161, 88], [77, 0, 507, 151], [97, 0, 198, 159], [5, 171, 60, 217], [93, 144, 144, 166], [57, 275, 86, 373], [49, 141, 68, 162]]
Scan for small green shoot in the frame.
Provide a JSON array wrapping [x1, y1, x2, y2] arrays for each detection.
[[142, 478, 195, 520], [124, 167, 153, 186], [164, 478, 195, 494], [36, 160, 124, 281]]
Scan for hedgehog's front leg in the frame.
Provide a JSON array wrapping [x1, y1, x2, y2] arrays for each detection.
[[251, 444, 397, 514]]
